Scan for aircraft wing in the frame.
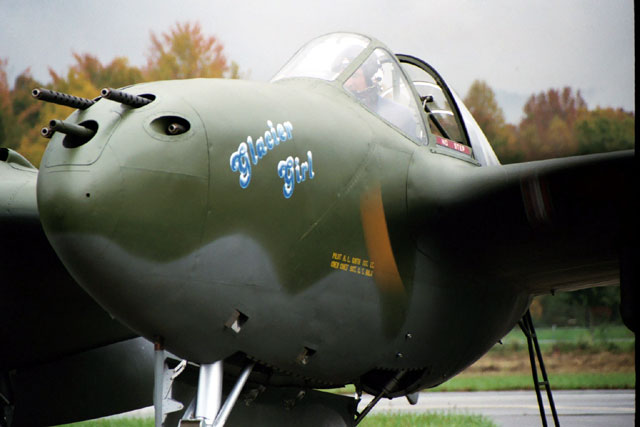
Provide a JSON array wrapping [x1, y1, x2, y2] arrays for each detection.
[[408, 149, 634, 296], [0, 148, 152, 425]]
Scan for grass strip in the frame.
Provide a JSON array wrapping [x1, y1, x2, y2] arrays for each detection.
[[328, 371, 634, 395], [432, 372, 635, 391], [65, 412, 497, 427], [493, 326, 635, 353], [359, 411, 497, 426], [62, 420, 153, 427], [490, 340, 635, 354]]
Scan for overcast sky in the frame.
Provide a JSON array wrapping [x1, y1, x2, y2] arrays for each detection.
[[1, 0, 634, 123]]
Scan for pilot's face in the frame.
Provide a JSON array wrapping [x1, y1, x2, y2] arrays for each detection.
[[345, 68, 368, 92]]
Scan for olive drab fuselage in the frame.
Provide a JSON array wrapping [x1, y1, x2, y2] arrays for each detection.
[[35, 34, 629, 397], [36, 75, 528, 395]]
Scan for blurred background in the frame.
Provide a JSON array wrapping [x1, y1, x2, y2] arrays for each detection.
[[1, 0, 634, 166]]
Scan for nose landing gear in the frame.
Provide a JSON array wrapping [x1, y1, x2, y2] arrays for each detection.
[[152, 341, 255, 427]]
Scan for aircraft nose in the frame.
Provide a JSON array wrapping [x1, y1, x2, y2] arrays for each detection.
[[37, 83, 210, 323], [37, 140, 123, 280]]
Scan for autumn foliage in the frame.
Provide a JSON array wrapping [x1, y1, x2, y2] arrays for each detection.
[[464, 81, 634, 164], [145, 22, 235, 80], [0, 22, 237, 166]]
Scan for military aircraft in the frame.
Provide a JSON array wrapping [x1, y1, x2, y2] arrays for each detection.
[[0, 32, 635, 426]]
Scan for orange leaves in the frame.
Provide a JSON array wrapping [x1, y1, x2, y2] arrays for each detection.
[[145, 22, 230, 80], [0, 21, 240, 167], [515, 88, 587, 161]]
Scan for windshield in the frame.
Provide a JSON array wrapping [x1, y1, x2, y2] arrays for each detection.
[[272, 33, 370, 82]]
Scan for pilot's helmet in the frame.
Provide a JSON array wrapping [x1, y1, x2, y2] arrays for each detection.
[[349, 53, 383, 106]]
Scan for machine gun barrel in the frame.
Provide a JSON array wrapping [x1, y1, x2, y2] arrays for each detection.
[[49, 119, 96, 139], [101, 88, 152, 108], [40, 127, 55, 139], [32, 88, 95, 110]]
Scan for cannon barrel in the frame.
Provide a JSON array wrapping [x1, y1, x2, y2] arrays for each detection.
[[101, 88, 152, 108], [32, 88, 95, 110], [167, 123, 187, 135], [49, 120, 96, 140]]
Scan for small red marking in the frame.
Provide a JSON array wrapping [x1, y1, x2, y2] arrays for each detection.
[[436, 136, 471, 155]]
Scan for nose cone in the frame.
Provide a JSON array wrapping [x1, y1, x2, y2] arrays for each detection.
[[37, 82, 209, 329]]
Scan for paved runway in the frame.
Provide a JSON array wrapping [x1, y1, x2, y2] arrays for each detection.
[[360, 389, 636, 426]]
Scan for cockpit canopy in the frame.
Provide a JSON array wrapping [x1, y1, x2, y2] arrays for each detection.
[[273, 32, 500, 166], [273, 33, 370, 82]]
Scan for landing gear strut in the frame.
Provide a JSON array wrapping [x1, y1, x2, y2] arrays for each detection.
[[177, 361, 254, 427], [519, 309, 560, 427]]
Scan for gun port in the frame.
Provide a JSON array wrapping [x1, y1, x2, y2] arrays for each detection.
[[150, 116, 191, 136], [58, 120, 99, 148]]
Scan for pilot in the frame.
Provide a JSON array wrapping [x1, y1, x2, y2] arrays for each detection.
[[344, 60, 380, 105], [344, 55, 418, 139]]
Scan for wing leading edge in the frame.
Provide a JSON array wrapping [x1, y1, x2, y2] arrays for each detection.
[[1, 148, 136, 371], [408, 149, 635, 295]]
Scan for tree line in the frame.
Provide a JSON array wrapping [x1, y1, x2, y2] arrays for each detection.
[[464, 80, 634, 164], [0, 23, 634, 168], [0, 22, 238, 166]]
